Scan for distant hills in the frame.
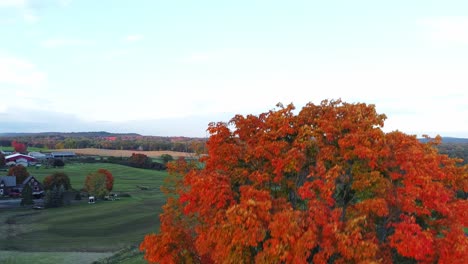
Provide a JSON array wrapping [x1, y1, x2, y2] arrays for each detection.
[[0, 131, 141, 138], [1, 132, 467, 143], [418, 137, 468, 143]]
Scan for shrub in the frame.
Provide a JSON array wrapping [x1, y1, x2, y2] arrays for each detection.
[[160, 154, 174, 164], [43, 172, 72, 191], [52, 159, 65, 167]]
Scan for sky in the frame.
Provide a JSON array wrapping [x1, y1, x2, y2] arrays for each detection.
[[0, 0, 467, 137]]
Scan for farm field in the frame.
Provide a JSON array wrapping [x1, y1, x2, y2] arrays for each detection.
[[0, 146, 47, 152], [57, 148, 194, 158], [0, 250, 112, 264], [0, 146, 194, 158], [0, 163, 168, 263]]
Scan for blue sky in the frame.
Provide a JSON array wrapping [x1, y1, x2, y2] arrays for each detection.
[[0, 0, 467, 137]]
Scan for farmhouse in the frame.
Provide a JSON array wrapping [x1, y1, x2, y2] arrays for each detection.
[[5, 153, 38, 167], [20, 176, 44, 198], [0, 175, 44, 198], [0, 176, 16, 196]]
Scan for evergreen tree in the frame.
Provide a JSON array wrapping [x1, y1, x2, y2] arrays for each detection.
[[44, 185, 64, 208], [20, 184, 34, 206]]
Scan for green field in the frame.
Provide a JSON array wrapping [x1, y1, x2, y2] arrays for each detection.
[[0, 251, 112, 264], [0, 146, 48, 152], [0, 163, 167, 263]]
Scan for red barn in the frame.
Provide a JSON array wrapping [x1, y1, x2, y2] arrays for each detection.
[[5, 153, 37, 167]]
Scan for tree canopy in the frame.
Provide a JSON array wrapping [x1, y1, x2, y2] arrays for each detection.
[[43, 172, 72, 191], [21, 184, 34, 206], [7, 165, 30, 183], [97, 168, 114, 191], [0, 153, 5, 167], [12, 140, 27, 153], [84, 169, 114, 198], [140, 100, 467, 263]]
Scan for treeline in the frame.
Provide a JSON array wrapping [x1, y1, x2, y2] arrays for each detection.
[[80, 153, 167, 171], [0, 132, 207, 153], [437, 142, 468, 164]]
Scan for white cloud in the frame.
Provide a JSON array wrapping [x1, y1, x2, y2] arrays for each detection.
[[0, 0, 26, 8], [125, 34, 144, 42], [23, 9, 38, 23], [0, 54, 52, 116], [419, 16, 468, 45], [0, 0, 72, 23], [0, 54, 46, 86], [0, 0, 38, 23], [0, 104, 7, 113], [184, 53, 212, 63], [40, 38, 94, 48], [57, 0, 71, 7], [180, 48, 241, 64]]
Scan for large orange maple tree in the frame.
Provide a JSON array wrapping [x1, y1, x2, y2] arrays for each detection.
[[141, 100, 467, 263]]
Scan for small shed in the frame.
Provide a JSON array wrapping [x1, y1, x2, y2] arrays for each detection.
[[88, 196, 95, 204]]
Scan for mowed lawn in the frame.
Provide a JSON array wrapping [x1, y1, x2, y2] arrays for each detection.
[[0, 163, 168, 263]]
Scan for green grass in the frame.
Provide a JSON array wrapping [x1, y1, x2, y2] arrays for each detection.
[[0, 250, 112, 264], [92, 246, 146, 264], [0, 163, 167, 263], [0, 146, 48, 152]]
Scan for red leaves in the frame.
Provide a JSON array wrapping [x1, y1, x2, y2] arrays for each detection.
[[354, 198, 389, 217], [141, 100, 468, 263], [389, 215, 435, 262], [97, 168, 114, 191], [7, 165, 30, 183], [12, 140, 27, 153]]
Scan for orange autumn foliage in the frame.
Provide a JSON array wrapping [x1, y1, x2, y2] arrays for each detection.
[[141, 99, 468, 263]]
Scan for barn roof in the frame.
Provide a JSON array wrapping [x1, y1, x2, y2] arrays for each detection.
[[0, 176, 17, 187], [28, 152, 47, 158], [5, 153, 37, 161], [51, 152, 76, 157]]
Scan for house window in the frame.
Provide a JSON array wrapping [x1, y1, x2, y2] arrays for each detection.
[[34, 187, 39, 191], [34, 182, 38, 186]]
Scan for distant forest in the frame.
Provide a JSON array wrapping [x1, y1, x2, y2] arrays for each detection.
[[437, 142, 468, 165], [0, 132, 207, 153], [0, 133, 467, 164]]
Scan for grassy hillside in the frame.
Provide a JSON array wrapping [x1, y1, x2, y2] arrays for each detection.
[[0, 251, 112, 264], [0, 163, 167, 263], [0, 146, 48, 152]]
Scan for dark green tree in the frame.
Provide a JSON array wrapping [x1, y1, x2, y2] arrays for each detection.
[[0, 153, 5, 167], [160, 154, 174, 164], [129, 153, 152, 168], [20, 184, 34, 206], [51, 159, 65, 168], [43, 172, 72, 191], [44, 185, 64, 208]]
